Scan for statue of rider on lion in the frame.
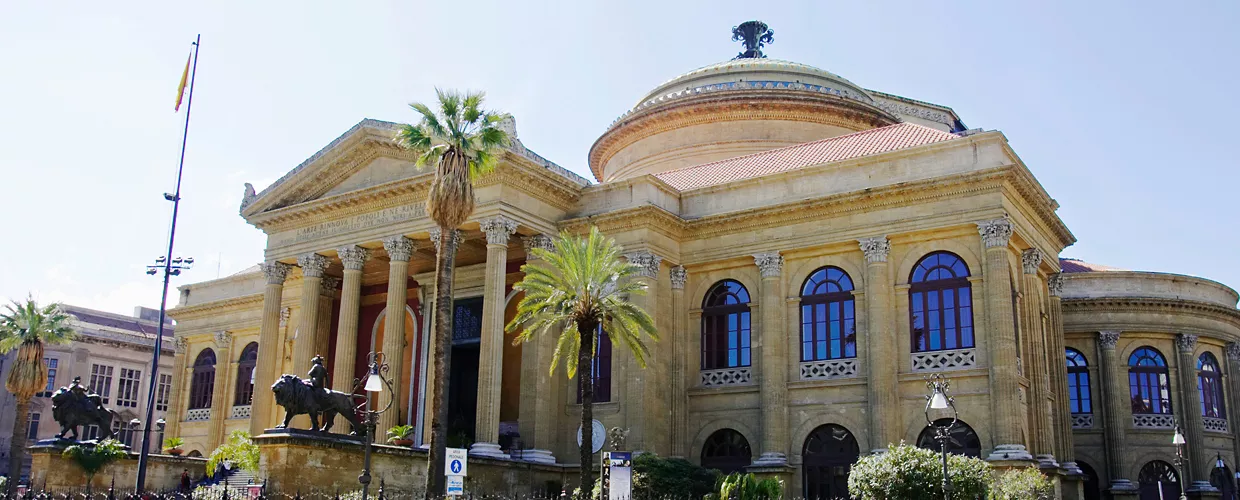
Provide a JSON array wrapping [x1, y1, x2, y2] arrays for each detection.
[[271, 355, 362, 435], [51, 376, 118, 442]]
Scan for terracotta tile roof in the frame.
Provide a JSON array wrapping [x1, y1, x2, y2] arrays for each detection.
[[1060, 258, 1127, 273], [654, 122, 961, 191]]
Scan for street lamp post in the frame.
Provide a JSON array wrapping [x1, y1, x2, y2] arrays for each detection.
[[357, 352, 394, 500], [125, 418, 166, 454], [924, 374, 958, 500], [1173, 422, 1188, 500]]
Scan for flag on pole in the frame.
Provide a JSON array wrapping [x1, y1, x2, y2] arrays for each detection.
[[174, 51, 191, 111]]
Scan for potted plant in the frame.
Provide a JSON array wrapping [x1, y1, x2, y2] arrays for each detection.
[[163, 437, 185, 456], [386, 425, 416, 447]]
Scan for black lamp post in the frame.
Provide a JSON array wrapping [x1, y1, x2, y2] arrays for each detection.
[[356, 352, 394, 500], [125, 417, 166, 453], [924, 374, 958, 500], [1172, 422, 1188, 500]]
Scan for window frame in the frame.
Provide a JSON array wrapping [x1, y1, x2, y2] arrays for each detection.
[[89, 364, 114, 404], [116, 368, 142, 408], [1128, 347, 1172, 415], [577, 325, 613, 404], [799, 267, 857, 362], [1198, 352, 1226, 420], [908, 252, 975, 353], [234, 342, 259, 407], [189, 349, 216, 410], [701, 280, 752, 371], [1066, 348, 1093, 415]]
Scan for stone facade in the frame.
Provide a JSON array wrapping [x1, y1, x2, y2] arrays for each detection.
[[161, 54, 1240, 499]]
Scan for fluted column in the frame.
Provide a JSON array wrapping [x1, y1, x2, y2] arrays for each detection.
[[516, 235, 558, 463], [208, 331, 233, 449], [1021, 249, 1057, 467], [623, 250, 664, 453], [1049, 275, 1084, 475], [1227, 343, 1240, 480], [379, 236, 414, 432], [166, 338, 188, 439], [1176, 334, 1213, 491], [977, 218, 1033, 461], [317, 277, 339, 362], [859, 237, 898, 453], [751, 252, 789, 466], [333, 247, 369, 393], [670, 265, 689, 458], [472, 216, 517, 458], [1099, 331, 1137, 491], [293, 253, 329, 376], [251, 261, 290, 435]]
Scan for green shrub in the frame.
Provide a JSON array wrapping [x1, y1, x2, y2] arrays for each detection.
[[386, 424, 415, 444], [848, 443, 990, 500], [163, 437, 185, 450], [206, 430, 259, 478], [990, 467, 1054, 500], [713, 472, 781, 500], [631, 453, 719, 499], [63, 438, 128, 487]]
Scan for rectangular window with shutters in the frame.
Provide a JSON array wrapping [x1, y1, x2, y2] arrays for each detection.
[[90, 364, 114, 404], [39, 358, 59, 397], [27, 413, 40, 440], [156, 373, 173, 411], [117, 368, 141, 408]]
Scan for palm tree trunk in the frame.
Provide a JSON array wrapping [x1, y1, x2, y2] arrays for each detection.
[[424, 229, 460, 500], [577, 320, 597, 500], [7, 396, 30, 495]]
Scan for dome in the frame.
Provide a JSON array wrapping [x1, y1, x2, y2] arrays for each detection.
[[632, 58, 875, 112]]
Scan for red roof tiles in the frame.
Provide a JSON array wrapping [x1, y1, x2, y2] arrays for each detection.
[[654, 122, 961, 191], [1060, 258, 1127, 273]]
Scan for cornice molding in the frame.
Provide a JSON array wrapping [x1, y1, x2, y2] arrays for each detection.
[[1062, 296, 1240, 332], [168, 293, 265, 321]]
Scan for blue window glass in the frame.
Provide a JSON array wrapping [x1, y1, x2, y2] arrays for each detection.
[[799, 267, 857, 362]]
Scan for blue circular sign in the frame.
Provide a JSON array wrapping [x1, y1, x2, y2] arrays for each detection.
[[450, 459, 462, 474]]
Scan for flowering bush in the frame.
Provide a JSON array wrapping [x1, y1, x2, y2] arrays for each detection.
[[848, 443, 990, 500]]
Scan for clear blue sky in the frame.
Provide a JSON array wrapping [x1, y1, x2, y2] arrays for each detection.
[[1, 1, 1237, 315]]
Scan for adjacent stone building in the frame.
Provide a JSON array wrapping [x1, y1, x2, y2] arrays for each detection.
[[165, 42, 1240, 499]]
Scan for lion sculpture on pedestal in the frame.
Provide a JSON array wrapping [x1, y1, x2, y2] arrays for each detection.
[[271, 374, 362, 434]]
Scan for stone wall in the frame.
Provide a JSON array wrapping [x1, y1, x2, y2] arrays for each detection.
[[28, 444, 207, 491]]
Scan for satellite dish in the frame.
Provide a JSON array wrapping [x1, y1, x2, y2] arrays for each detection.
[[576, 419, 606, 453]]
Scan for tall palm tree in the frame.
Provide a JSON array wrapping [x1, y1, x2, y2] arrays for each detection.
[[506, 227, 659, 498], [1, 297, 76, 494], [395, 88, 508, 498]]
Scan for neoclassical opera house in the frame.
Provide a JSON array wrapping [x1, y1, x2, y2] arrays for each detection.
[[167, 33, 1240, 499]]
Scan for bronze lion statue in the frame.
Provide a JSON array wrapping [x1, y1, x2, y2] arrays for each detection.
[[271, 374, 362, 434]]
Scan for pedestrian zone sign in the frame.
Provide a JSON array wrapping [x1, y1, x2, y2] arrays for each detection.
[[446, 447, 468, 476]]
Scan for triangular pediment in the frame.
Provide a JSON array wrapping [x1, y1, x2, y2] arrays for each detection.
[[321, 156, 419, 198]]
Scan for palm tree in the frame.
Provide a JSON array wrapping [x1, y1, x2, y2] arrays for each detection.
[[395, 88, 508, 498], [506, 227, 659, 498], [1, 297, 76, 494]]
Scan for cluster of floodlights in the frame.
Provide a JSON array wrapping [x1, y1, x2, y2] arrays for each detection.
[[145, 256, 194, 275]]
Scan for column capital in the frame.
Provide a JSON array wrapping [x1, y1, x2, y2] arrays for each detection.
[[480, 215, 519, 246], [297, 253, 330, 278], [213, 330, 233, 349], [337, 246, 370, 271], [522, 234, 554, 260], [858, 236, 890, 263], [977, 217, 1013, 248], [1175, 333, 1198, 353], [261, 261, 292, 285], [1021, 248, 1044, 275], [174, 336, 188, 354], [753, 252, 783, 278], [670, 266, 687, 289], [429, 228, 462, 253], [1048, 274, 1065, 297], [382, 235, 416, 262], [1226, 342, 1240, 361], [1097, 331, 1122, 349], [624, 251, 662, 279], [321, 276, 341, 295]]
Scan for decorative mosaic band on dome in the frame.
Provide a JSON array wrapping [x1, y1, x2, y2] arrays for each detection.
[[612, 80, 876, 129]]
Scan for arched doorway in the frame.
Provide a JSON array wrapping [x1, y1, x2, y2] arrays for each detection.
[[802, 424, 859, 500], [701, 429, 752, 474], [1212, 464, 1236, 500], [1078, 461, 1102, 500], [1138, 460, 1180, 500], [916, 419, 982, 458]]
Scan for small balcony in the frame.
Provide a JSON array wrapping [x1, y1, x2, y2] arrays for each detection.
[[911, 347, 976, 372], [700, 367, 753, 387]]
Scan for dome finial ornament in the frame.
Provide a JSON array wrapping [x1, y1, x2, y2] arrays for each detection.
[[731, 21, 774, 59]]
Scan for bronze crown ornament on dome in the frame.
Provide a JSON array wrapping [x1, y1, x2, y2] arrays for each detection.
[[732, 20, 774, 59]]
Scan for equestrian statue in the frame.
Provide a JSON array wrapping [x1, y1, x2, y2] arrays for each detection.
[[271, 355, 362, 434], [51, 377, 118, 441]]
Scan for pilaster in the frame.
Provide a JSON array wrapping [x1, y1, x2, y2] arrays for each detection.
[[166, 337, 188, 440], [1227, 342, 1240, 483], [622, 250, 665, 454], [752, 252, 789, 466], [1021, 248, 1057, 468], [472, 216, 517, 458], [1099, 331, 1137, 492], [670, 265, 689, 458], [516, 234, 558, 462], [251, 261, 290, 435], [379, 235, 414, 432], [859, 236, 898, 453], [976, 218, 1033, 462], [208, 331, 234, 449], [1048, 274, 1084, 475]]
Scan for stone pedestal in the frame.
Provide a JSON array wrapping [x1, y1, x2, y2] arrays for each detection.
[[1107, 481, 1139, 499], [1058, 471, 1085, 500], [28, 442, 207, 492], [1187, 487, 1223, 500], [745, 463, 795, 499]]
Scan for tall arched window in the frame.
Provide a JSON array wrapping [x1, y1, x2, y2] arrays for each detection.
[[916, 419, 982, 458], [1138, 460, 1180, 500], [189, 349, 216, 410], [802, 424, 859, 500], [1128, 347, 1172, 415], [701, 280, 751, 370], [700, 429, 752, 474], [1199, 352, 1226, 420], [909, 252, 974, 352], [234, 342, 258, 407], [1078, 461, 1102, 500], [800, 267, 856, 361], [1066, 349, 1093, 416]]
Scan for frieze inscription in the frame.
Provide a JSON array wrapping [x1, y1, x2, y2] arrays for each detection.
[[270, 204, 426, 248]]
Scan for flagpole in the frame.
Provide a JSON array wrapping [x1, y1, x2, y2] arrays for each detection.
[[136, 33, 200, 494]]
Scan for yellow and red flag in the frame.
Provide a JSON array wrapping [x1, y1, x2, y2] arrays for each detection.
[[174, 51, 191, 111]]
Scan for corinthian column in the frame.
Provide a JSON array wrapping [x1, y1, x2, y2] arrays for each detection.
[[293, 253, 329, 376], [1227, 343, 1240, 480], [976, 218, 1033, 461], [379, 235, 414, 432], [472, 215, 517, 458], [333, 246, 369, 393], [516, 234, 558, 463], [317, 277, 339, 361], [251, 261, 290, 435], [1175, 334, 1213, 492], [208, 331, 233, 449], [1048, 275, 1084, 475], [859, 236, 899, 453], [1098, 331, 1137, 492], [166, 338, 188, 440], [670, 265, 689, 458], [752, 252, 789, 466], [1021, 249, 1057, 467], [623, 250, 664, 453]]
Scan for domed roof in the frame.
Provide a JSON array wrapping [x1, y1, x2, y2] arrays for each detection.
[[632, 58, 875, 112]]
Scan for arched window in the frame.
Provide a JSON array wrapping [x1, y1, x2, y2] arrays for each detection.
[[916, 419, 982, 458], [701, 281, 751, 370], [1212, 463, 1236, 500], [189, 349, 216, 410], [1078, 461, 1102, 500], [234, 342, 258, 407], [1138, 460, 1180, 500], [1128, 347, 1172, 415], [802, 424, 859, 500], [1199, 352, 1225, 420], [800, 267, 856, 361], [909, 252, 974, 352], [1066, 349, 1092, 415], [700, 429, 752, 474]]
